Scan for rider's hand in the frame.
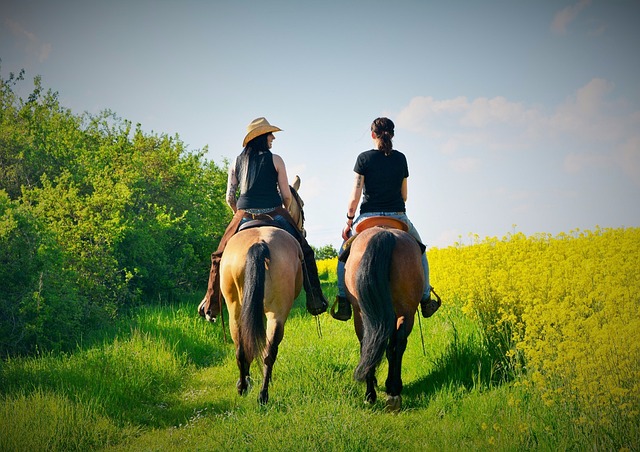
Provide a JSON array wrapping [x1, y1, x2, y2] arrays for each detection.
[[342, 223, 352, 241]]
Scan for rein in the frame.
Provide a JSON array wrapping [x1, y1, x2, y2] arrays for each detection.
[[314, 314, 322, 339], [417, 309, 425, 356]]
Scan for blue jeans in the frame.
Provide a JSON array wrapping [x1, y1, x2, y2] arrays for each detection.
[[336, 212, 430, 298]]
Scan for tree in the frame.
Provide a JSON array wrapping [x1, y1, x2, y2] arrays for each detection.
[[312, 244, 338, 260]]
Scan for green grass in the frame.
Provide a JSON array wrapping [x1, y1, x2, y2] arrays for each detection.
[[0, 290, 625, 451]]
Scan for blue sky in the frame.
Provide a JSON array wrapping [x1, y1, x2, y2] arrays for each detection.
[[2, 0, 639, 250]]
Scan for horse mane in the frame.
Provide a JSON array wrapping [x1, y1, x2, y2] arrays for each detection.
[[288, 175, 305, 236]]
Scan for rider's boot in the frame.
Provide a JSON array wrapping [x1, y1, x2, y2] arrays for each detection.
[[302, 259, 328, 316], [199, 252, 222, 318]]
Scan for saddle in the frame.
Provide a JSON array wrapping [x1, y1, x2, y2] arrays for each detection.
[[338, 216, 425, 262], [354, 216, 409, 234]]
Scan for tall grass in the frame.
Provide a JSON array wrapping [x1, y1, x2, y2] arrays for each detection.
[[1, 389, 136, 451], [1, 244, 637, 451]]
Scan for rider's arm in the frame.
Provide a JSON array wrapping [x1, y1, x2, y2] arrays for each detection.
[[401, 178, 408, 202], [342, 172, 363, 240], [273, 153, 292, 209], [225, 164, 238, 213]]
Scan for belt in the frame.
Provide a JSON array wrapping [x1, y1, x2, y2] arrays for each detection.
[[243, 211, 275, 221]]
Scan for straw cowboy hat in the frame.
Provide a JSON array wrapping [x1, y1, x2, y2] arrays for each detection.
[[243, 117, 282, 147]]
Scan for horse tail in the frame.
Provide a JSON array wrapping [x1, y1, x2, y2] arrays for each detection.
[[354, 229, 397, 382], [240, 241, 269, 363]]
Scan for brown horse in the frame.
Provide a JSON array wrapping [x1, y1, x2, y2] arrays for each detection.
[[344, 223, 425, 411], [199, 176, 306, 404], [221, 226, 303, 404]]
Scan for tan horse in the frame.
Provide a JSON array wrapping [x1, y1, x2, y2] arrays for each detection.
[[221, 226, 303, 404], [344, 223, 425, 411], [200, 176, 305, 404]]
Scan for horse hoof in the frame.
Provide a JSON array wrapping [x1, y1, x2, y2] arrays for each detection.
[[385, 395, 402, 412], [237, 377, 250, 396], [258, 391, 269, 405], [205, 313, 218, 323], [364, 392, 377, 405]]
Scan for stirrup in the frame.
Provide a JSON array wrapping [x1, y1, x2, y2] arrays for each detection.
[[306, 288, 328, 316], [421, 288, 442, 318], [330, 296, 352, 321]]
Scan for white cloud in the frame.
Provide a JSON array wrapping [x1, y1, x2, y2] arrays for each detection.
[[396, 95, 469, 138], [461, 96, 527, 128], [618, 136, 640, 187], [4, 18, 52, 63], [396, 78, 640, 183], [396, 94, 539, 156], [551, 0, 591, 34], [449, 157, 480, 173], [431, 229, 463, 249], [558, 78, 613, 118], [564, 151, 610, 173]]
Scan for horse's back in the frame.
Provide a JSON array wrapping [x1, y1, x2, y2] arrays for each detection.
[[346, 227, 424, 313], [221, 226, 303, 314]]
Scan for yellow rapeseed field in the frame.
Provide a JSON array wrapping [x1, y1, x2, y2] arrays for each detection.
[[428, 227, 640, 433]]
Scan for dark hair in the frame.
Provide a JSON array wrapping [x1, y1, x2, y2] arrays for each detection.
[[236, 133, 271, 192], [371, 117, 395, 155]]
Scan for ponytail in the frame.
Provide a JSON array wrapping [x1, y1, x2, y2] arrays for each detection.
[[371, 117, 395, 155]]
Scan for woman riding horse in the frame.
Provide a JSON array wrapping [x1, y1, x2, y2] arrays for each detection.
[[333, 117, 440, 321], [199, 117, 328, 320]]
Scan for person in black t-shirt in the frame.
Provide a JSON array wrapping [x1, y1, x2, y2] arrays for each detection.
[[199, 117, 328, 319], [331, 117, 440, 321]]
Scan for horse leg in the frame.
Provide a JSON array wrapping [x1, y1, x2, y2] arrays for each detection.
[[236, 343, 251, 396], [258, 320, 284, 405], [364, 371, 378, 404], [385, 320, 408, 412]]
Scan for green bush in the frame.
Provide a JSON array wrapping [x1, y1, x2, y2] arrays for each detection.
[[0, 70, 229, 357]]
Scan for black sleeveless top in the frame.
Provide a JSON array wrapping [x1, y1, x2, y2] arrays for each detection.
[[235, 151, 282, 210]]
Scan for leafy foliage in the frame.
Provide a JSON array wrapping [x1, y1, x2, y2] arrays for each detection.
[[0, 71, 229, 357], [312, 244, 338, 260]]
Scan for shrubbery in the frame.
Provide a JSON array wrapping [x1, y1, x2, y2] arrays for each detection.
[[1, 71, 229, 357]]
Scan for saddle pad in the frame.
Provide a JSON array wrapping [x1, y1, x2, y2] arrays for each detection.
[[354, 216, 409, 234], [238, 219, 280, 232]]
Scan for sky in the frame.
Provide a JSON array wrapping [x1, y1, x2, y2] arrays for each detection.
[[2, 0, 639, 251]]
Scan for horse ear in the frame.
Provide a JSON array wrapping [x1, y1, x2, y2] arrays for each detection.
[[292, 175, 301, 191]]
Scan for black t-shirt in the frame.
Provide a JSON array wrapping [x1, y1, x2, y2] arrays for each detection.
[[236, 151, 282, 210], [354, 149, 409, 213]]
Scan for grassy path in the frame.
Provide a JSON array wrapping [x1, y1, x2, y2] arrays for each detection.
[[0, 293, 592, 451]]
